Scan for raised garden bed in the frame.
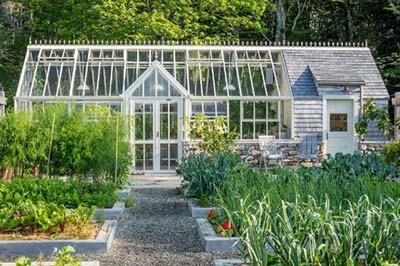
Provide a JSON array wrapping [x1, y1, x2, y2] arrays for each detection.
[[0, 220, 117, 256], [187, 199, 220, 218], [196, 218, 241, 253]]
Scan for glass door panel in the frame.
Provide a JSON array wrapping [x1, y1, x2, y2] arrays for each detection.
[[134, 102, 154, 171], [158, 101, 179, 171], [132, 99, 181, 172]]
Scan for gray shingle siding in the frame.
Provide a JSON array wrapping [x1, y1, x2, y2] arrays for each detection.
[[293, 98, 323, 139]]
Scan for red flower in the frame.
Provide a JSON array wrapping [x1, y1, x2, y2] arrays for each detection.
[[221, 220, 234, 231], [207, 209, 218, 219]]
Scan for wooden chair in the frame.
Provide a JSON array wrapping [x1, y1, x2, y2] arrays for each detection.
[[259, 135, 284, 169], [298, 134, 319, 166]]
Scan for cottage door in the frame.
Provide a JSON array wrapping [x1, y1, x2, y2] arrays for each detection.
[[326, 100, 355, 155]]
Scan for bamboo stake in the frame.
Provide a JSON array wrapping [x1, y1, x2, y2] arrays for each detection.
[[47, 113, 56, 177], [115, 116, 119, 184]]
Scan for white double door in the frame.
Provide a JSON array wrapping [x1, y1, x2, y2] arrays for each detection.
[[132, 99, 182, 173], [326, 100, 356, 155]]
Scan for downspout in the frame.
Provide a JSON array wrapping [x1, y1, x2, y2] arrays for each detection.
[[359, 85, 364, 152]]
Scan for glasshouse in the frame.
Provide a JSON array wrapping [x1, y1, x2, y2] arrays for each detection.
[[15, 41, 389, 173]]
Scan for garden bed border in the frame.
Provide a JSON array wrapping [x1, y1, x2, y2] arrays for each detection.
[[93, 186, 132, 218], [196, 218, 241, 253], [94, 201, 125, 219], [0, 220, 117, 256], [187, 199, 220, 218], [214, 259, 244, 266], [2, 262, 100, 266]]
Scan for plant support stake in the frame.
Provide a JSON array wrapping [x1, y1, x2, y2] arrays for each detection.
[[47, 113, 56, 176], [115, 116, 119, 183]]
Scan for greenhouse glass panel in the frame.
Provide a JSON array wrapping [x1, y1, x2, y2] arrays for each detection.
[[238, 64, 253, 96], [16, 45, 294, 173]]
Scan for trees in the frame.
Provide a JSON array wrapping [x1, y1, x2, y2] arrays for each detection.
[[0, 0, 398, 108]]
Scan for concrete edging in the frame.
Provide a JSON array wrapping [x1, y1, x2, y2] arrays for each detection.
[[214, 259, 244, 266], [2, 262, 99, 266], [196, 218, 241, 253], [187, 200, 220, 218], [0, 220, 118, 257], [93, 186, 133, 218], [117, 187, 132, 200], [94, 201, 125, 219]]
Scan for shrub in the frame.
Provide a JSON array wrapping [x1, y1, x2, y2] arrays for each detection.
[[185, 114, 239, 155], [384, 140, 400, 166], [178, 152, 240, 204]]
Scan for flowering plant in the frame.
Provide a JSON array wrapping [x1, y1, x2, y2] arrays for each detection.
[[219, 220, 234, 237]]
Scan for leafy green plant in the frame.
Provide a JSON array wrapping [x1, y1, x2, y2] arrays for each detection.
[[54, 245, 81, 266], [15, 256, 32, 266], [0, 200, 95, 235], [185, 114, 239, 155], [355, 99, 398, 137], [384, 140, 400, 166], [178, 152, 241, 204], [0, 178, 118, 209]]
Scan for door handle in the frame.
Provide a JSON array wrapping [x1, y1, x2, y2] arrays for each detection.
[[157, 131, 160, 138], [326, 132, 329, 140]]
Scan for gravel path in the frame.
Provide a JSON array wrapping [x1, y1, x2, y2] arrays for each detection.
[[88, 175, 236, 266]]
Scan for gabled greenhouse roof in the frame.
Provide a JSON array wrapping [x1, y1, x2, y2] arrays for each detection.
[[16, 44, 293, 100]]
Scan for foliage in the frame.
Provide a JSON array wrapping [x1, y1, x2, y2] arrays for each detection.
[[320, 152, 399, 180], [211, 153, 400, 265], [0, 178, 118, 209], [15, 256, 31, 266], [233, 195, 400, 265], [355, 99, 397, 137], [177, 152, 241, 204], [0, 104, 131, 186], [0, 199, 94, 235], [14, 246, 81, 266], [383, 140, 400, 166], [54, 245, 81, 266], [185, 114, 239, 155]]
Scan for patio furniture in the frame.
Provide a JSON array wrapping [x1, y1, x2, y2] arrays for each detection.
[[298, 134, 319, 166], [259, 135, 284, 169]]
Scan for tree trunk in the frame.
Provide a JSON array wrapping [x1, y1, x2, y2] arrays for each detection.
[[345, 0, 354, 42], [275, 0, 287, 42]]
